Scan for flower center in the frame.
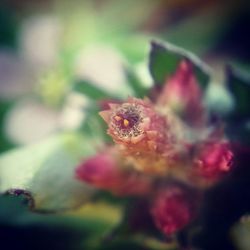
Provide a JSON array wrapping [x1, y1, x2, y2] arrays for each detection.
[[111, 104, 143, 138]]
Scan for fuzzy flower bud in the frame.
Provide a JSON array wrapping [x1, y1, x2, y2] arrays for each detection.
[[192, 142, 233, 182], [151, 186, 196, 235], [75, 147, 151, 196], [158, 60, 204, 125]]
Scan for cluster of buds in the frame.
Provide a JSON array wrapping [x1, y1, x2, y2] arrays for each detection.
[[76, 59, 233, 236]]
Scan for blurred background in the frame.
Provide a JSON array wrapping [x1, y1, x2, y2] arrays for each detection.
[[0, 0, 250, 151], [0, 0, 250, 249]]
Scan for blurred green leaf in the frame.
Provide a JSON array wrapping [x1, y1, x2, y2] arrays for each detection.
[[225, 65, 250, 119], [0, 100, 15, 153], [225, 120, 250, 146], [0, 132, 99, 211], [81, 107, 112, 144], [95, 235, 177, 250], [232, 216, 250, 250], [224, 65, 250, 145], [73, 80, 116, 100], [112, 34, 150, 64], [149, 40, 211, 88], [0, 4, 17, 48], [0, 193, 121, 250], [96, 240, 148, 250]]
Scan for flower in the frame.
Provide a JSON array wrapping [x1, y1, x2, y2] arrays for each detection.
[[76, 58, 234, 237], [99, 97, 170, 146], [99, 97, 180, 174]]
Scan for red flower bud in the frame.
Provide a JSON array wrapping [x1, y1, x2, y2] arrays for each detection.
[[193, 142, 233, 182], [75, 147, 151, 196], [151, 186, 195, 235], [158, 60, 204, 125], [75, 148, 121, 189]]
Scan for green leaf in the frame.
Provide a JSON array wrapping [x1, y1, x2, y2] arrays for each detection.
[[225, 120, 250, 146], [225, 65, 250, 119], [81, 106, 112, 144], [0, 5, 18, 48], [222, 65, 250, 145], [0, 132, 98, 211], [95, 240, 149, 250], [112, 34, 151, 64], [0, 193, 122, 250], [149, 40, 211, 88], [95, 235, 177, 250], [73, 80, 116, 100], [0, 99, 15, 153]]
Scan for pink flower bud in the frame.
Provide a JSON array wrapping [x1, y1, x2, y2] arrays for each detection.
[[75, 147, 151, 196], [193, 142, 233, 182], [75, 148, 121, 190], [158, 60, 204, 125], [151, 186, 196, 235]]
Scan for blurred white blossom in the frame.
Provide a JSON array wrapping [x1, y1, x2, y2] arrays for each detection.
[[74, 45, 132, 97], [59, 92, 89, 130], [19, 15, 62, 69], [4, 99, 60, 145], [0, 50, 35, 99]]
